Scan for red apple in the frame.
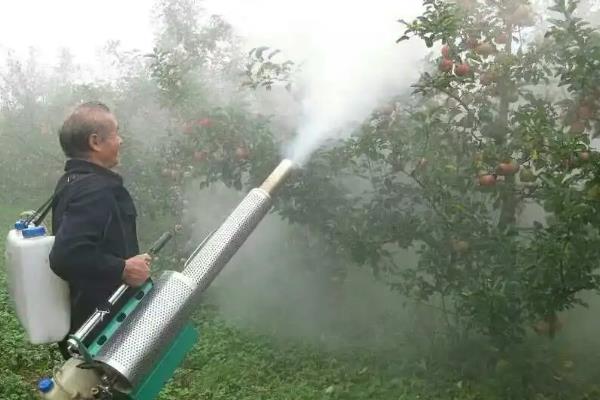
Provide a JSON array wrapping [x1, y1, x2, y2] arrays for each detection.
[[439, 58, 453, 73], [235, 146, 250, 160], [495, 33, 509, 44], [193, 150, 207, 162], [480, 71, 497, 86], [562, 158, 575, 169], [570, 120, 586, 135], [532, 314, 563, 337], [451, 239, 470, 253], [579, 151, 591, 162], [196, 118, 212, 128], [416, 158, 428, 169], [496, 161, 520, 175], [478, 174, 497, 187], [578, 105, 593, 120], [510, 5, 535, 26], [455, 63, 471, 76], [475, 42, 495, 56], [441, 45, 451, 58], [182, 123, 193, 134], [466, 37, 479, 49]]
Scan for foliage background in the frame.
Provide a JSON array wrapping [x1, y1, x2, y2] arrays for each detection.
[[2, 0, 600, 398]]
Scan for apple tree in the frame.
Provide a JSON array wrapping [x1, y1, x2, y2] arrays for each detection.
[[172, 0, 600, 348]]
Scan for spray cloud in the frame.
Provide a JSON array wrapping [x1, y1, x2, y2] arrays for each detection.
[[181, 0, 433, 349], [205, 0, 427, 164]]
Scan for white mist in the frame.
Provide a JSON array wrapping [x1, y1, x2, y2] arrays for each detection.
[[204, 0, 427, 164]]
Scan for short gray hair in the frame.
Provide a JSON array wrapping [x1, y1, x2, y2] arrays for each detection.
[[58, 101, 114, 158]]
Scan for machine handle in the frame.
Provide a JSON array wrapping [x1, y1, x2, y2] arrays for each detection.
[[148, 231, 173, 256], [68, 230, 174, 355], [110, 230, 174, 304]]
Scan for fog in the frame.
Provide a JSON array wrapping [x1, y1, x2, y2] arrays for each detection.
[[1, 2, 600, 396], [159, 0, 431, 347], [204, 1, 426, 163]]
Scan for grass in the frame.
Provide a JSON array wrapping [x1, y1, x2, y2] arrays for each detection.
[[1, 202, 597, 400], [0, 204, 62, 399], [0, 202, 456, 400]]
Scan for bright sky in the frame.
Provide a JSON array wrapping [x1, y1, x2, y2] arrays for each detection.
[[0, 1, 154, 66], [204, 0, 423, 58], [0, 1, 423, 66]]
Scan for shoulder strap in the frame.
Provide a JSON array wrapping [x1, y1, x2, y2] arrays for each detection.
[[27, 173, 95, 227]]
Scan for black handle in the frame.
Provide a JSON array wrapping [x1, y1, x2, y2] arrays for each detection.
[[148, 231, 173, 256]]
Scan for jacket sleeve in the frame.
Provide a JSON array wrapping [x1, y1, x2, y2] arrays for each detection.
[[49, 188, 126, 285]]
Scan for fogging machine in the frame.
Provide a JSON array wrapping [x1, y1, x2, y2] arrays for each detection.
[[36, 159, 294, 400]]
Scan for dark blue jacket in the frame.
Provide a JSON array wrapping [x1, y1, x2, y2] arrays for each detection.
[[49, 159, 139, 333]]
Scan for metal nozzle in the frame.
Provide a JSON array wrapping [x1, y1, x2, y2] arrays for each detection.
[[259, 159, 295, 195], [94, 159, 296, 389]]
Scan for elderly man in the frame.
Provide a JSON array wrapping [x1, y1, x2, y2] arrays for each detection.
[[49, 101, 150, 359]]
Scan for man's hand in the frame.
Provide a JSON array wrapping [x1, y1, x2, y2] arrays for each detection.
[[123, 253, 151, 287]]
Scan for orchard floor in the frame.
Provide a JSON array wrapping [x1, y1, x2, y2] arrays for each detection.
[[1, 203, 598, 400]]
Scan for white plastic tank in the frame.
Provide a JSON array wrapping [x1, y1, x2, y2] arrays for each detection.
[[5, 221, 70, 344]]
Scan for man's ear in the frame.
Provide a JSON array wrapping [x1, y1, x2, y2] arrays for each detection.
[[88, 133, 102, 152]]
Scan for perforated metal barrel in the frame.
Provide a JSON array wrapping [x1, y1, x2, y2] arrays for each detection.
[[96, 188, 273, 390], [181, 188, 272, 290], [95, 271, 197, 391]]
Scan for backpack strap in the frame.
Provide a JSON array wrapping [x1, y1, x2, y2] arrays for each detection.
[[26, 173, 95, 227]]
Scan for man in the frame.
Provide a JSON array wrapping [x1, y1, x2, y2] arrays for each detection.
[[49, 101, 151, 359]]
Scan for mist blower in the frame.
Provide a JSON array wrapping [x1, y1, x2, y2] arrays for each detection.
[[5, 159, 295, 400]]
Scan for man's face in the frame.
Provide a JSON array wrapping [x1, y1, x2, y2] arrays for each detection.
[[92, 113, 122, 169]]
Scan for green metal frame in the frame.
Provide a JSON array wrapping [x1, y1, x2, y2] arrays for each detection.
[[130, 323, 198, 400], [87, 281, 154, 357], [82, 280, 199, 400]]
